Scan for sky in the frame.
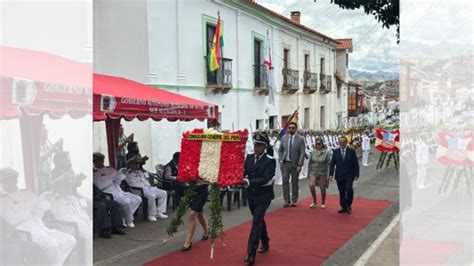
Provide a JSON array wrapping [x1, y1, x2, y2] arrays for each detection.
[[256, 0, 399, 73]]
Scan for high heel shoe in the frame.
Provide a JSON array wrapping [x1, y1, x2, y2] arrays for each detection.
[[181, 242, 192, 252]]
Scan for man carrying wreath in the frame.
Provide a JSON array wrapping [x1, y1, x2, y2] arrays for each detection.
[[242, 131, 276, 265]]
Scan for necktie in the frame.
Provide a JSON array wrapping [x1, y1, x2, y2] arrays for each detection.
[[255, 155, 261, 165], [342, 149, 346, 161], [289, 136, 293, 160]]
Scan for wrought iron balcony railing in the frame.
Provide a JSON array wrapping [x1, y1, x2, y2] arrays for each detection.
[[303, 71, 318, 93], [253, 64, 268, 89], [282, 68, 299, 93], [205, 57, 233, 91], [319, 74, 332, 94]]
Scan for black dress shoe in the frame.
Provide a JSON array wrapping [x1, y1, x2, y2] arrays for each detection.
[[291, 203, 297, 207], [111, 227, 127, 235], [258, 244, 269, 253], [338, 209, 347, 213], [347, 207, 352, 214], [181, 242, 192, 252], [244, 255, 255, 265], [99, 229, 112, 239]]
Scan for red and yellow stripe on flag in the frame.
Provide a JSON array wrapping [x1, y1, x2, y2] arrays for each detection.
[[208, 15, 223, 72], [177, 129, 248, 187]]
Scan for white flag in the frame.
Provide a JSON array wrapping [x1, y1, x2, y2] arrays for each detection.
[[264, 30, 276, 106]]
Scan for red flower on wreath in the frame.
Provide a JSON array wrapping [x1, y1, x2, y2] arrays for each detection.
[[218, 129, 248, 187], [177, 129, 203, 183]]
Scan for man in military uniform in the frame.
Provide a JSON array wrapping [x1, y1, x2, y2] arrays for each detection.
[[126, 155, 168, 221], [47, 171, 93, 265], [93, 152, 142, 228], [0, 167, 76, 265], [242, 132, 276, 265]]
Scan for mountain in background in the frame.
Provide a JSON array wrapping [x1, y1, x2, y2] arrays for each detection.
[[349, 70, 399, 82]]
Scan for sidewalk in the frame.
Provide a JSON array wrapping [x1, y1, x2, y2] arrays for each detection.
[[356, 215, 400, 266], [366, 223, 399, 265]]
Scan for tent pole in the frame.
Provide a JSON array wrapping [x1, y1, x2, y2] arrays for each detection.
[[105, 118, 121, 169], [19, 115, 43, 193]]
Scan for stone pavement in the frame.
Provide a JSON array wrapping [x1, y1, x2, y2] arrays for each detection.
[[94, 150, 399, 265]]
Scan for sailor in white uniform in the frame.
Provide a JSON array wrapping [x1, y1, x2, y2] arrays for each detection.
[[362, 131, 372, 166], [125, 155, 168, 221], [47, 171, 93, 265], [93, 152, 141, 228], [0, 167, 76, 265]]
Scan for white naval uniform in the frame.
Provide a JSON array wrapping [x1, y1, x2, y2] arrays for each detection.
[[416, 140, 429, 188], [126, 170, 167, 216], [331, 136, 338, 149], [1, 190, 76, 265], [270, 137, 283, 185], [93, 166, 142, 222], [48, 193, 92, 265], [299, 136, 313, 179], [362, 135, 371, 166]]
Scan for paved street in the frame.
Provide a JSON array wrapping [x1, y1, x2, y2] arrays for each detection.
[[93, 150, 399, 266]]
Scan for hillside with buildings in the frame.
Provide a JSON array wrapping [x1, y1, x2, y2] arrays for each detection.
[[361, 79, 399, 99]]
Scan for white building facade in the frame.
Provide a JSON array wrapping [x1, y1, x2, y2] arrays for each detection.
[[94, 0, 351, 167]]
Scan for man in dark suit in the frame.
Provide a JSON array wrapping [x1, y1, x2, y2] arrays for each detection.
[[243, 132, 276, 265], [329, 136, 360, 214], [93, 185, 127, 238], [278, 122, 306, 207]]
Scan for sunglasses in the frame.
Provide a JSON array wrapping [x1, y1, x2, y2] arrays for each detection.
[[316, 143, 322, 146]]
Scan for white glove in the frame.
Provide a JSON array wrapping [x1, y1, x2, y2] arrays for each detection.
[[242, 178, 250, 187]]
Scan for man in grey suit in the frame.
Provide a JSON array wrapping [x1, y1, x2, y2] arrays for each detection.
[[278, 122, 306, 207]]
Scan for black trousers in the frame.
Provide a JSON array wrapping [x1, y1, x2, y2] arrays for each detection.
[[94, 198, 122, 230], [336, 178, 354, 210], [247, 198, 271, 257]]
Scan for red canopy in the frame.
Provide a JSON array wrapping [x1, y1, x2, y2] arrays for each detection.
[[0, 45, 91, 119], [0, 45, 92, 192], [93, 73, 218, 122], [93, 73, 218, 168]]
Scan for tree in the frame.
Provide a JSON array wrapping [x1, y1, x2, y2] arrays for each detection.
[[322, 0, 399, 43]]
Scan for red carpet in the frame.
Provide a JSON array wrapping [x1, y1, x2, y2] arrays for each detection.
[[146, 195, 391, 266]]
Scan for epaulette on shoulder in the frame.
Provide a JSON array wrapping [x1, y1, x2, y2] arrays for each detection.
[[266, 154, 274, 160]]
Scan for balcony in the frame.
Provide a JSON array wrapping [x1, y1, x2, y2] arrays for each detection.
[[303, 71, 318, 94], [319, 74, 332, 94], [205, 57, 233, 94], [282, 68, 299, 94], [253, 64, 269, 95]]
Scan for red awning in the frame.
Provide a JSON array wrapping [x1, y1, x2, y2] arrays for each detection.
[[0, 45, 92, 119], [93, 74, 218, 122], [0, 45, 92, 193]]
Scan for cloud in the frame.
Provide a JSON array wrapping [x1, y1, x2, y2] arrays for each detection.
[[256, 0, 399, 73]]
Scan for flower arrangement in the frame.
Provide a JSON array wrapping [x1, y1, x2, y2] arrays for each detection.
[[375, 128, 400, 170], [176, 128, 248, 186], [166, 128, 248, 258]]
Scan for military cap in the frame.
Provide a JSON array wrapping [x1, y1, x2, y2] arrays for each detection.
[[93, 152, 105, 162], [0, 167, 19, 183], [253, 131, 270, 146]]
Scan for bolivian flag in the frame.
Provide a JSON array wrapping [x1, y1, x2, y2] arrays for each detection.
[[208, 15, 223, 72]]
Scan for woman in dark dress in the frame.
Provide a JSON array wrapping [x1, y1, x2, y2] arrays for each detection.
[[181, 181, 209, 251]]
